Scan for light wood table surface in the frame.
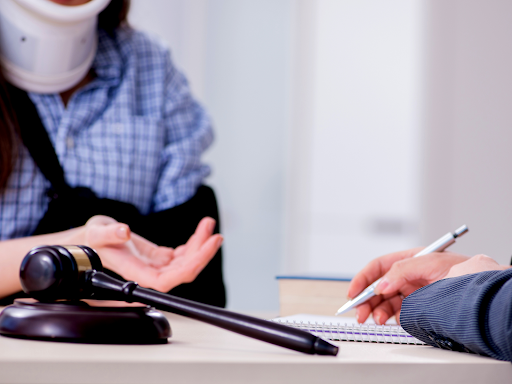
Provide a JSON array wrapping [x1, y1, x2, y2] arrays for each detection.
[[0, 310, 510, 384]]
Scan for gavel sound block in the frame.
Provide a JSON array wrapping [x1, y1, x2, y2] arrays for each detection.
[[0, 245, 338, 355]]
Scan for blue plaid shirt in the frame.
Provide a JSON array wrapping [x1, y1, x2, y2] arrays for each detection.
[[0, 26, 213, 240]]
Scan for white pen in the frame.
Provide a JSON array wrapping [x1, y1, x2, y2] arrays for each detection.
[[335, 224, 469, 316]]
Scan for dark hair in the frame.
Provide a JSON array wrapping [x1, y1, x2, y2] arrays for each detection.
[[98, 0, 131, 33], [0, 0, 130, 190], [0, 73, 19, 190]]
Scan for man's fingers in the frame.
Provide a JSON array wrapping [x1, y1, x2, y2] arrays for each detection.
[[347, 247, 423, 299], [399, 283, 421, 298], [372, 295, 403, 325], [355, 294, 383, 323], [374, 257, 425, 296], [374, 252, 469, 296], [445, 254, 504, 279], [355, 303, 372, 323]]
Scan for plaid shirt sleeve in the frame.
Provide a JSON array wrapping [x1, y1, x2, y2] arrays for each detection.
[[151, 51, 214, 212]]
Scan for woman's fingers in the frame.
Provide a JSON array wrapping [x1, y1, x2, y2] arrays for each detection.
[[147, 246, 175, 267], [121, 233, 223, 293], [123, 239, 174, 268], [85, 215, 118, 226], [84, 219, 173, 268], [185, 217, 216, 253], [99, 246, 160, 278], [129, 217, 218, 268], [193, 233, 223, 274], [85, 221, 131, 247], [153, 233, 223, 291], [173, 244, 187, 257], [128, 234, 175, 267], [81, 215, 223, 293], [85, 215, 174, 267]]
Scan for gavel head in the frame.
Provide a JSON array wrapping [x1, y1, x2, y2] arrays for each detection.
[[20, 245, 102, 302]]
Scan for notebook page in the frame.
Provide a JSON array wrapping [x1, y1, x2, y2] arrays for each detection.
[[272, 314, 425, 345], [275, 314, 396, 325]]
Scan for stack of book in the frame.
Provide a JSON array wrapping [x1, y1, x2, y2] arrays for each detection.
[[276, 275, 355, 317]]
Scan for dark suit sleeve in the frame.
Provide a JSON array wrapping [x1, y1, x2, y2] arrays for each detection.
[[400, 269, 512, 362]]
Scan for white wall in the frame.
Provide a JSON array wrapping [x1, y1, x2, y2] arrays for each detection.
[[284, 0, 424, 276], [421, 0, 512, 264], [128, 0, 208, 99], [201, 0, 292, 311]]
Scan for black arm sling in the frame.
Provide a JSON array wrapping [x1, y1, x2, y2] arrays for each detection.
[[0, 85, 225, 307]]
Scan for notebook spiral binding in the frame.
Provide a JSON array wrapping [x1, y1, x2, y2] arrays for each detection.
[[273, 320, 426, 345]]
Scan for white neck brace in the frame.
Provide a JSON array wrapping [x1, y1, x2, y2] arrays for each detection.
[[0, 0, 111, 94]]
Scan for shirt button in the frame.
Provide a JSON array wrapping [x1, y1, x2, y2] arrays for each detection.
[[66, 137, 74, 149], [114, 123, 123, 134]]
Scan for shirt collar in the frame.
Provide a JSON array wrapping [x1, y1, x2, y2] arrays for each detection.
[[90, 27, 128, 88]]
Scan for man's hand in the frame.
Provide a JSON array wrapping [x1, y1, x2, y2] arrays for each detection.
[[445, 254, 510, 279], [347, 248, 469, 325], [80, 215, 223, 292]]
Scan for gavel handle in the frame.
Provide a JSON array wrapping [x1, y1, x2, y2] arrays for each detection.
[[87, 270, 338, 356]]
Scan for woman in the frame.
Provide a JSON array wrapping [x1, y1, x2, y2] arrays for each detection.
[[0, 0, 224, 304]]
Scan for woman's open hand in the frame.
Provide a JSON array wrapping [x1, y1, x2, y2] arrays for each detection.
[[80, 215, 223, 292]]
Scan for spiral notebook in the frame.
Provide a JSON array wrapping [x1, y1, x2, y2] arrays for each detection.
[[272, 314, 426, 345]]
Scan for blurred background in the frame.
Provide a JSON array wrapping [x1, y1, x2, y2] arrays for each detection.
[[129, 0, 512, 312]]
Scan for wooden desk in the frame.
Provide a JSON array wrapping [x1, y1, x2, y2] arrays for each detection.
[[0, 311, 510, 384]]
